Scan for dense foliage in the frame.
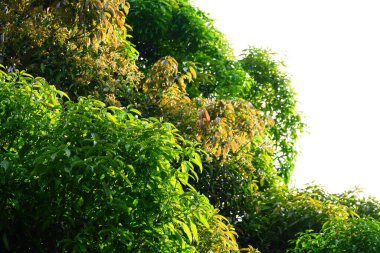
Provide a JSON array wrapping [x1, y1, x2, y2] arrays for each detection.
[[0, 0, 142, 102], [237, 184, 380, 253], [289, 217, 380, 253], [0, 69, 240, 252], [133, 56, 274, 216], [1, 0, 379, 252], [125, 0, 304, 182], [239, 48, 304, 182], [126, 0, 246, 98]]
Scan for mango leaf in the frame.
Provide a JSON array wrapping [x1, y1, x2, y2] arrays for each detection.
[[195, 213, 210, 229], [190, 222, 198, 242], [181, 222, 193, 243]]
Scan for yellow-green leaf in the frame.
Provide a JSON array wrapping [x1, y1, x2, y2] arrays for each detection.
[[189, 66, 197, 79], [106, 113, 117, 123], [190, 222, 198, 242], [195, 213, 209, 229], [181, 222, 192, 243]]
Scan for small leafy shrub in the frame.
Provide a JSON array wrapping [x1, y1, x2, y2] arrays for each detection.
[[237, 185, 350, 253], [289, 217, 380, 253]]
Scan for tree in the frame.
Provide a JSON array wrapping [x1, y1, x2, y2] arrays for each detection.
[[239, 47, 304, 182], [289, 217, 380, 253], [133, 57, 279, 224], [126, 0, 248, 97], [0, 68, 241, 252], [126, 1, 304, 182], [1, 1, 343, 252], [236, 184, 380, 253], [0, 0, 142, 102]]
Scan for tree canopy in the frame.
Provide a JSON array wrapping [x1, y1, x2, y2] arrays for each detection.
[[239, 47, 304, 181], [0, 68, 240, 252], [126, 0, 247, 98], [1, 1, 379, 252], [0, 0, 141, 102]]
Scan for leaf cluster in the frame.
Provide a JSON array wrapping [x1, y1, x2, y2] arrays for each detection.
[[0, 0, 142, 102], [239, 47, 305, 182], [126, 0, 247, 97], [288, 217, 380, 253], [237, 183, 380, 253], [126, 1, 305, 182]]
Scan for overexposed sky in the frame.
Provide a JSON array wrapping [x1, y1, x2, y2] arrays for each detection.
[[192, 0, 380, 198]]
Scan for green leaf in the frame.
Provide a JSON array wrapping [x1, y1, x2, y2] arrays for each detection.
[[195, 213, 209, 229], [129, 108, 141, 115], [107, 106, 121, 111], [20, 71, 34, 78], [174, 230, 185, 249], [181, 222, 192, 243], [106, 113, 117, 123], [190, 153, 202, 171], [190, 222, 198, 242]]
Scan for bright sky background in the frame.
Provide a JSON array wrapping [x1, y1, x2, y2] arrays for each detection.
[[192, 0, 380, 198]]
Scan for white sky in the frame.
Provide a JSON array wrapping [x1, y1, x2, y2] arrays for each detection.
[[192, 0, 380, 198]]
